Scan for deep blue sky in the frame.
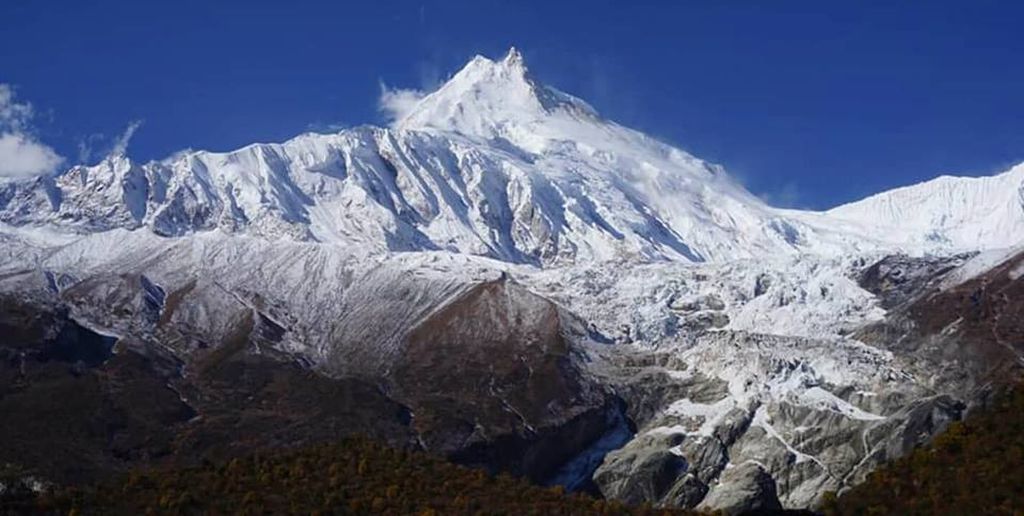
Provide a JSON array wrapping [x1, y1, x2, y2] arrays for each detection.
[[2, 1, 1022, 209]]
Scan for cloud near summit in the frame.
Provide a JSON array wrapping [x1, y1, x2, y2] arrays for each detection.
[[377, 83, 425, 126], [0, 84, 64, 178]]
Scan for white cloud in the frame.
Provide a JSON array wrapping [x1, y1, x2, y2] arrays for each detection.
[[0, 84, 64, 178], [378, 83, 425, 126], [0, 133, 64, 177]]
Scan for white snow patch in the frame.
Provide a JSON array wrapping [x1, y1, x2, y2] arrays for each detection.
[[798, 387, 885, 421], [940, 247, 1022, 289], [1010, 260, 1024, 281], [662, 397, 737, 437]]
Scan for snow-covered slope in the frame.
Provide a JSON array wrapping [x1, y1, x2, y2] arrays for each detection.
[[827, 163, 1024, 252]]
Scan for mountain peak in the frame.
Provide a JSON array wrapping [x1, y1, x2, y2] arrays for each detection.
[[462, 47, 528, 77], [502, 46, 525, 69], [458, 47, 532, 86], [395, 48, 596, 138]]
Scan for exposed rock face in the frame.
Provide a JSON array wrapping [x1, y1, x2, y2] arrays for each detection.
[[391, 279, 611, 481], [857, 249, 1024, 401], [0, 294, 416, 484], [595, 434, 707, 507], [698, 462, 781, 514], [0, 261, 615, 488], [856, 253, 972, 309]]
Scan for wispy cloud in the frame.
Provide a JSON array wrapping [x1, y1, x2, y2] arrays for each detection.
[[110, 119, 143, 156], [305, 121, 349, 134], [0, 85, 33, 130], [0, 84, 64, 178], [758, 182, 803, 209], [76, 119, 145, 164], [77, 132, 106, 164], [377, 82, 425, 126]]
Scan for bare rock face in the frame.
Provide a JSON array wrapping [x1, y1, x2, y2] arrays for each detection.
[[857, 253, 972, 309], [390, 278, 612, 481], [698, 462, 782, 515], [857, 250, 1024, 397], [594, 434, 706, 507], [0, 265, 616, 489], [0, 293, 417, 485]]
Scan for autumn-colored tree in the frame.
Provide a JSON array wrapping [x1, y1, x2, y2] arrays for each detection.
[[22, 436, 701, 515]]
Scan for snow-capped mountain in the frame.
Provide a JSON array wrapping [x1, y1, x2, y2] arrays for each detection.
[[11, 48, 1016, 266], [2, 48, 1020, 264], [1, 48, 1023, 513]]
